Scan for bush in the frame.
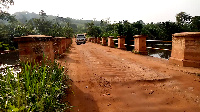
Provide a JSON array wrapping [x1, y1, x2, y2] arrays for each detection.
[[0, 60, 72, 111], [0, 42, 16, 51]]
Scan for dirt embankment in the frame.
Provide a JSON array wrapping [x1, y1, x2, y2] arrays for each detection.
[[58, 39, 200, 112]]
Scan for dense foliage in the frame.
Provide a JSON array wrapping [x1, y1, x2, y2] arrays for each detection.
[[0, 41, 15, 51], [0, 60, 72, 111], [0, 11, 200, 50], [0, 11, 75, 50], [86, 12, 200, 41], [0, 0, 14, 11]]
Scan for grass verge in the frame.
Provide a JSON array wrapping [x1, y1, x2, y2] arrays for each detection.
[[0, 60, 72, 112]]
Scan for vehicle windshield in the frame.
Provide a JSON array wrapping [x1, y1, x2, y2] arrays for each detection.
[[77, 35, 85, 38]]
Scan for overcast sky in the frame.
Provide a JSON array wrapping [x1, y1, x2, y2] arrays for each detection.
[[6, 0, 200, 23]]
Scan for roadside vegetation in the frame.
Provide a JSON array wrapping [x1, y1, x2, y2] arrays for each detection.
[[0, 60, 72, 111], [86, 12, 200, 41]]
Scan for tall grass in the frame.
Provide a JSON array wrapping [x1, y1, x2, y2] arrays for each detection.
[[0, 60, 72, 111]]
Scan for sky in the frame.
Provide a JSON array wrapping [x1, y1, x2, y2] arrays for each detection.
[[5, 0, 200, 23]]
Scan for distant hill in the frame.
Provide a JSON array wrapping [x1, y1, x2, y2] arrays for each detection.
[[12, 11, 101, 26], [11, 11, 101, 33]]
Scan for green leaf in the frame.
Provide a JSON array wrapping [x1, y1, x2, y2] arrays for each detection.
[[12, 108, 19, 111], [55, 87, 60, 91], [19, 106, 26, 110]]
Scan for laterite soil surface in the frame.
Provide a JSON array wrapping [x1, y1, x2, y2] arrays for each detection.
[[58, 39, 200, 112]]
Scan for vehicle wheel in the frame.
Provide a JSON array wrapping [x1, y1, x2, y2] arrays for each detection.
[[77, 43, 79, 45], [83, 42, 85, 44]]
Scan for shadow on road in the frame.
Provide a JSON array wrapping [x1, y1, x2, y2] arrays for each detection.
[[66, 82, 99, 112]]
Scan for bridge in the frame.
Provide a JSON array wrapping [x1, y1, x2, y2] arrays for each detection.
[[11, 32, 200, 111], [88, 32, 200, 68]]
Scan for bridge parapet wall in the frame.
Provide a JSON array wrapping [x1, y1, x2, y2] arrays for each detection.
[[108, 36, 115, 48], [133, 35, 147, 55], [14, 35, 54, 63], [102, 37, 107, 46], [97, 37, 101, 44], [117, 36, 126, 49], [169, 32, 200, 67]]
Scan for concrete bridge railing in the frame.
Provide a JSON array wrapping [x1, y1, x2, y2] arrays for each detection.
[[88, 32, 200, 68], [14, 35, 72, 63], [169, 32, 200, 68]]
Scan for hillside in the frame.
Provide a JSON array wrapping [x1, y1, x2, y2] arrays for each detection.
[[10, 11, 101, 33], [13, 11, 100, 26]]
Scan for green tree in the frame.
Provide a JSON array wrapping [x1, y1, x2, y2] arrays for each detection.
[[141, 23, 162, 40], [50, 22, 73, 37], [0, 12, 17, 23], [0, 0, 14, 11], [132, 20, 144, 35], [158, 22, 181, 40], [14, 25, 34, 36], [86, 22, 101, 37], [64, 22, 73, 38], [141, 22, 181, 40], [176, 12, 192, 25], [27, 18, 52, 35], [190, 16, 200, 31]]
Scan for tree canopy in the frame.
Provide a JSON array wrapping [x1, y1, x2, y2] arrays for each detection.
[[0, 0, 14, 11], [0, 10, 200, 50], [176, 12, 192, 25]]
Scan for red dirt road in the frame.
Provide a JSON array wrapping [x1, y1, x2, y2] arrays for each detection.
[[59, 39, 200, 112]]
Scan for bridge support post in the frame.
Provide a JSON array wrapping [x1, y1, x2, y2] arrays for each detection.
[[91, 37, 95, 43], [169, 32, 200, 68], [88, 37, 92, 42], [60, 37, 66, 53], [133, 35, 147, 55], [53, 37, 67, 55], [102, 37, 107, 46], [66, 38, 71, 48], [97, 37, 101, 44], [108, 36, 115, 48], [94, 37, 97, 43], [14, 35, 54, 63], [117, 36, 126, 49]]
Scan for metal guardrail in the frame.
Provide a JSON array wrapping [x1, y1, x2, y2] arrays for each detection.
[[146, 40, 172, 42], [146, 47, 171, 51], [146, 40, 172, 51], [124, 40, 172, 51], [112, 39, 118, 41], [96, 38, 172, 51], [124, 44, 134, 46], [124, 40, 172, 42]]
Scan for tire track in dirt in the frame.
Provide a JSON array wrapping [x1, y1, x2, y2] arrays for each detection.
[[60, 40, 200, 112], [80, 45, 171, 81]]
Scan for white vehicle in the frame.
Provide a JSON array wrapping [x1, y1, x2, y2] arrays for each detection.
[[76, 34, 86, 45]]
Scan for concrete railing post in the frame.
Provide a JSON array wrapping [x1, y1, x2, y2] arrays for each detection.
[[88, 37, 92, 42], [66, 38, 71, 48], [133, 35, 147, 55], [14, 35, 54, 63], [108, 36, 115, 48], [97, 37, 101, 44], [94, 37, 97, 43], [53, 37, 67, 55], [102, 37, 107, 46], [169, 32, 200, 67], [91, 37, 95, 43], [61, 37, 66, 53], [117, 36, 126, 49]]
